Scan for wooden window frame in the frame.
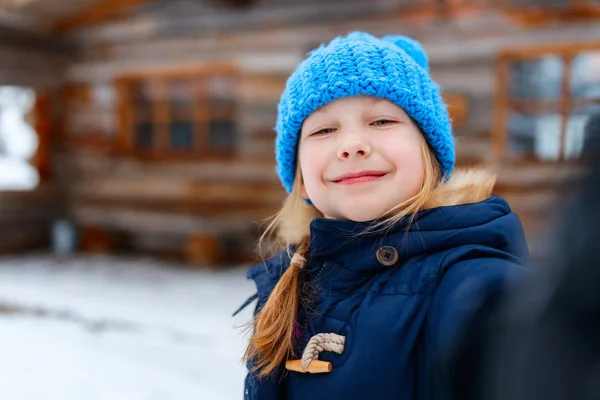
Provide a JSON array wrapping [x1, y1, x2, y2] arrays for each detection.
[[57, 83, 116, 155], [116, 63, 240, 162], [493, 41, 600, 163], [32, 90, 53, 182]]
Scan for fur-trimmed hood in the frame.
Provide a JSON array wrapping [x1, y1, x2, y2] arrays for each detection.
[[425, 168, 497, 209]]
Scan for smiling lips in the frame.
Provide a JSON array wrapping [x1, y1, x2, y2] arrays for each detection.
[[332, 171, 388, 185]]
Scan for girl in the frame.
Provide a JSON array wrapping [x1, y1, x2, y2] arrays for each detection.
[[237, 32, 530, 400]]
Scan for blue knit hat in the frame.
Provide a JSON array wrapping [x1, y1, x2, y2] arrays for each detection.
[[275, 32, 455, 194]]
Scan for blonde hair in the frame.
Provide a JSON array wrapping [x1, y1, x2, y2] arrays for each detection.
[[243, 135, 441, 377]]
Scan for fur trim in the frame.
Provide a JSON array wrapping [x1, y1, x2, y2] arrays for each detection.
[[424, 168, 497, 209]]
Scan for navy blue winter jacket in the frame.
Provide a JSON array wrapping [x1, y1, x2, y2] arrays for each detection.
[[241, 193, 530, 400]]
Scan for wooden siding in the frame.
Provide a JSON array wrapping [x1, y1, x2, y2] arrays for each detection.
[[0, 185, 61, 253]]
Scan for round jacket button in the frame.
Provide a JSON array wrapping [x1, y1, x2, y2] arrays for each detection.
[[376, 246, 399, 266]]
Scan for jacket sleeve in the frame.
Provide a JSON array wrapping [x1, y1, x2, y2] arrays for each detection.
[[426, 255, 527, 400]]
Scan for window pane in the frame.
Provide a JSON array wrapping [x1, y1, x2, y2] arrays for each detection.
[[208, 76, 235, 98], [170, 122, 193, 150], [508, 104, 600, 161], [170, 80, 194, 107], [507, 111, 563, 161], [509, 57, 563, 100], [572, 52, 600, 99], [135, 123, 154, 150], [209, 120, 236, 150], [209, 76, 236, 109]]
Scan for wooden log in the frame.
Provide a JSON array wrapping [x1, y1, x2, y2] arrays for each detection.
[[0, 225, 49, 254], [237, 136, 274, 158], [499, 190, 561, 217], [432, 63, 495, 96], [238, 107, 278, 137], [0, 25, 74, 55], [54, 153, 279, 182], [285, 360, 332, 374], [184, 233, 223, 266], [239, 74, 287, 104], [80, 226, 115, 253], [455, 134, 492, 163], [0, 185, 60, 209], [66, 51, 303, 82], [69, 177, 285, 205], [69, 204, 261, 236], [68, 200, 278, 222], [52, 0, 159, 35], [0, 68, 66, 88], [495, 163, 584, 190], [0, 47, 69, 71], [0, 208, 57, 224]]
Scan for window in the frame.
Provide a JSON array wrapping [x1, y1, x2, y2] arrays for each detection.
[[0, 86, 39, 190], [493, 43, 600, 162], [117, 67, 239, 159]]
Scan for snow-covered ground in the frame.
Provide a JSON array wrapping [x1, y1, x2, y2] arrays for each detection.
[[0, 254, 257, 400]]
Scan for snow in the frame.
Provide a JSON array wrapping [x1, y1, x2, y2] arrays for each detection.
[[0, 254, 257, 400]]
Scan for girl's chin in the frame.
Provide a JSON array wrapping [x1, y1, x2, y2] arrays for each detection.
[[336, 206, 391, 222]]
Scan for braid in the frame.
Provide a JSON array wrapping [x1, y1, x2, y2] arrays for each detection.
[[244, 241, 309, 377]]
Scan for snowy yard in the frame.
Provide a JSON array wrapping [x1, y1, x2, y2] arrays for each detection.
[[0, 254, 257, 400]]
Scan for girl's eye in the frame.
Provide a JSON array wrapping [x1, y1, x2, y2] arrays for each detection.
[[311, 127, 336, 136], [371, 119, 396, 126]]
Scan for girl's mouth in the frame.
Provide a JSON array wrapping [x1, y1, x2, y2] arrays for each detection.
[[333, 171, 388, 185]]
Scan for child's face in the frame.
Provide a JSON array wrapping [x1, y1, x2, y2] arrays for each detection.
[[298, 96, 425, 222]]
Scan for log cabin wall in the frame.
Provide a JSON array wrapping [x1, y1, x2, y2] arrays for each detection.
[[0, 24, 73, 87], [51, 0, 600, 262]]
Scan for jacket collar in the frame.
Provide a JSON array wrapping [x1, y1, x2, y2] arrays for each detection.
[[308, 168, 497, 258]]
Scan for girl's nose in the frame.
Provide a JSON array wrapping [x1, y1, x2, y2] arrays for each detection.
[[337, 137, 372, 160]]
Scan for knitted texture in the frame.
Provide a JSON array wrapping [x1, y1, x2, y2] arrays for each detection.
[[275, 32, 455, 194]]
